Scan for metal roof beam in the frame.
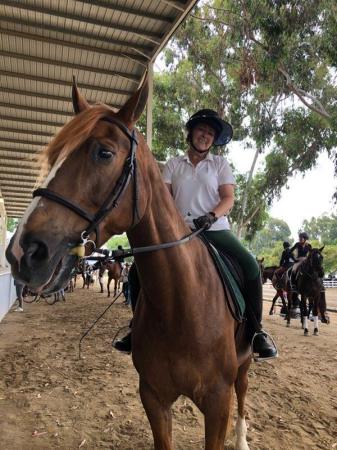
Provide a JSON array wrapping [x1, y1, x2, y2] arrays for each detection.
[[1, 3, 162, 44], [0, 148, 40, 156], [0, 127, 54, 137], [0, 86, 123, 108], [3, 196, 31, 201], [0, 161, 40, 176], [0, 50, 140, 83], [0, 172, 38, 179], [0, 137, 48, 146], [0, 160, 39, 169], [0, 27, 148, 64], [0, 100, 72, 117], [3, 190, 32, 195], [0, 180, 36, 187], [80, 0, 173, 23], [0, 115, 64, 128], [0, 17, 153, 54], [0, 69, 132, 97]]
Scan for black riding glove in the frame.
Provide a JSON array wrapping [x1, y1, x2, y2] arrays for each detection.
[[193, 212, 217, 231]]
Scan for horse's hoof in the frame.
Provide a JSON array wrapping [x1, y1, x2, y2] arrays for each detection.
[[313, 328, 319, 336], [304, 329, 309, 336], [269, 311, 273, 315], [286, 322, 290, 327]]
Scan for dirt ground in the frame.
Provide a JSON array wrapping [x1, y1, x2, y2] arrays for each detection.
[[0, 282, 337, 450]]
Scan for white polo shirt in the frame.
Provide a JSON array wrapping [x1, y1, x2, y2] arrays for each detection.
[[162, 153, 235, 231]]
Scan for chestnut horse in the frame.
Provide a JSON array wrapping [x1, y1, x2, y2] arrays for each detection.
[[96, 260, 122, 296], [6, 78, 252, 450]]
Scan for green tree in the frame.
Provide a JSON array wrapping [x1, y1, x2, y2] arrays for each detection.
[[249, 216, 292, 256], [301, 214, 337, 244], [149, 0, 336, 238], [7, 218, 18, 232]]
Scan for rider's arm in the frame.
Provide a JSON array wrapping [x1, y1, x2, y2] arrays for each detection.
[[212, 184, 235, 218], [289, 243, 298, 253]]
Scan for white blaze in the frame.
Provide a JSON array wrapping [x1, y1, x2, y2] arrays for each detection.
[[10, 157, 66, 263]]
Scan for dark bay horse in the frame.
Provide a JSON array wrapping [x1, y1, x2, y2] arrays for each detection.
[[295, 247, 325, 335], [262, 265, 288, 315], [6, 78, 252, 450], [278, 248, 326, 334]]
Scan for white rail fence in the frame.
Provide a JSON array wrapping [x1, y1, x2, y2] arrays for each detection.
[[0, 271, 16, 322], [323, 279, 337, 289]]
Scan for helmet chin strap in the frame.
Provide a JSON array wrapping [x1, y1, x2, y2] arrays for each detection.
[[189, 138, 212, 154]]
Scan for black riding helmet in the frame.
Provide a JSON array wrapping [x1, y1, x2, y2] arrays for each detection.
[[283, 241, 290, 249], [299, 232, 309, 240], [186, 109, 233, 146]]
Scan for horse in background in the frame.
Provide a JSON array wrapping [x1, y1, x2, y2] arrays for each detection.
[[295, 247, 326, 335], [261, 264, 288, 316], [106, 261, 123, 297]]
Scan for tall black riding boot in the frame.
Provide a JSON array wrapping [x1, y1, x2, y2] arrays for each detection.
[[245, 277, 278, 361], [113, 263, 140, 354]]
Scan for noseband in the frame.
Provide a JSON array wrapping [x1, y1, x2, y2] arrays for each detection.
[[33, 117, 139, 248]]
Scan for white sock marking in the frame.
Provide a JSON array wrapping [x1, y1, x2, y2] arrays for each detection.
[[235, 416, 250, 450]]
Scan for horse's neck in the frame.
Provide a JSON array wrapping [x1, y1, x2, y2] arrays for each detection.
[[127, 158, 195, 303]]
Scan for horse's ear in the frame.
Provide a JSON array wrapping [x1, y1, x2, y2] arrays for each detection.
[[319, 245, 325, 252], [261, 257, 264, 263], [72, 76, 90, 114], [118, 74, 148, 126]]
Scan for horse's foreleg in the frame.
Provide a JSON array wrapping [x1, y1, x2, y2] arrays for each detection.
[[99, 277, 104, 293], [269, 293, 279, 315], [139, 379, 174, 450], [286, 291, 292, 327], [107, 277, 111, 297], [200, 384, 233, 450], [301, 296, 309, 335], [312, 297, 319, 336], [235, 358, 251, 450]]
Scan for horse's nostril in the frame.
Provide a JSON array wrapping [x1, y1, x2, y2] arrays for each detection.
[[26, 240, 49, 264]]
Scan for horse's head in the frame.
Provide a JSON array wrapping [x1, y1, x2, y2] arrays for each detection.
[[307, 246, 325, 278], [256, 257, 265, 282], [6, 77, 149, 293]]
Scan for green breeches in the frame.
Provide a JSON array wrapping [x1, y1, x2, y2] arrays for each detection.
[[205, 230, 260, 281]]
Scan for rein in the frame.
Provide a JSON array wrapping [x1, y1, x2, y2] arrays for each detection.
[[33, 117, 139, 247]]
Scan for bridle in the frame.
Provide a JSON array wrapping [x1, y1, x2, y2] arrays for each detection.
[[33, 117, 140, 248], [32, 116, 204, 257]]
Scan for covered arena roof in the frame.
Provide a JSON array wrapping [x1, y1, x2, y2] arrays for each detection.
[[0, 0, 198, 218]]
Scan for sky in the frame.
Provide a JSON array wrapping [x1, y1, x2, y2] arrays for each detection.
[[227, 144, 336, 240]]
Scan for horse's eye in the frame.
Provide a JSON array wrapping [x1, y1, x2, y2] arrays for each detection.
[[93, 143, 115, 164], [98, 147, 114, 160]]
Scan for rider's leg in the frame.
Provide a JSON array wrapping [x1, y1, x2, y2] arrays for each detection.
[[113, 263, 140, 353], [205, 230, 277, 361]]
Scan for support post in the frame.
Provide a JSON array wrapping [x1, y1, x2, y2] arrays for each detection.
[[146, 62, 154, 149], [0, 195, 7, 268]]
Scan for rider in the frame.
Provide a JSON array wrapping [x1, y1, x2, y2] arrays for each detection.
[[114, 109, 277, 360], [274, 241, 296, 281], [289, 232, 312, 290]]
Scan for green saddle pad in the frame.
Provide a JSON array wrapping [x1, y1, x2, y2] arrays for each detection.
[[198, 235, 246, 321]]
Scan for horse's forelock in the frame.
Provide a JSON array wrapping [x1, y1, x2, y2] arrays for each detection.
[[37, 104, 117, 181]]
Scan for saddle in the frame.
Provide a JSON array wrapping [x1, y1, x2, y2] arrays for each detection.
[[198, 234, 245, 322]]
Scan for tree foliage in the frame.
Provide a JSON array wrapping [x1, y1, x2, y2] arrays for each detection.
[[301, 214, 337, 244], [6, 218, 18, 232], [148, 0, 336, 239]]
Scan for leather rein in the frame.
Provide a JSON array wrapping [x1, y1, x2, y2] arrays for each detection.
[[32, 116, 203, 257]]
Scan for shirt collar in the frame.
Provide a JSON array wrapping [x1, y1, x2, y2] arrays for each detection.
[[183, 152, 214, 163]]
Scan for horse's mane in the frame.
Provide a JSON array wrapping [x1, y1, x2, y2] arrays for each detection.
[[38, 104, 116, 180]]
